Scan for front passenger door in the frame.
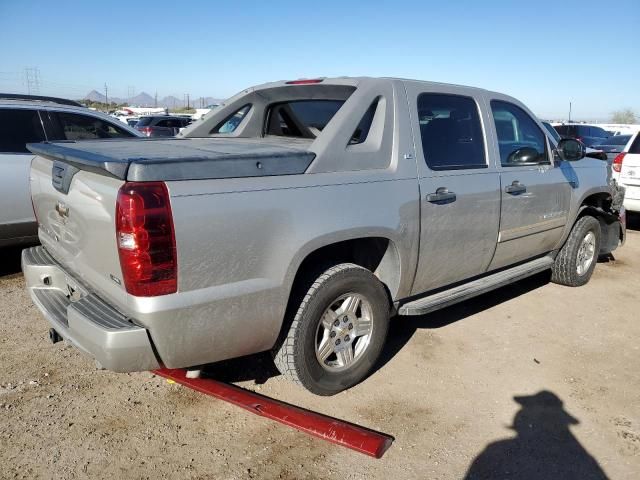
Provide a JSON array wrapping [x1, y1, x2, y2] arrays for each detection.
[[488, 100, 573, 270]]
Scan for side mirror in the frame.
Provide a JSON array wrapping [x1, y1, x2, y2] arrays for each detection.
[[585, 150, 608, 161], [556, 138, 585, 161]]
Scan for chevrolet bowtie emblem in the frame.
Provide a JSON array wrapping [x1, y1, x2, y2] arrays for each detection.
[[55, 201, 69, 218]]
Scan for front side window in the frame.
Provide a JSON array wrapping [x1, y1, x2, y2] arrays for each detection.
[[490, 100, 548, 166], [55, 112, 133, 140], [0, 108, 46, 153], [417, 93, 486, 170]]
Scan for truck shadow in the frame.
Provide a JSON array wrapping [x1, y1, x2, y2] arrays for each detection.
[[0, 246, 27, 278], [373, 271, 552, 375], [626, 211, 640, 231], [202, 271, 553, 386]]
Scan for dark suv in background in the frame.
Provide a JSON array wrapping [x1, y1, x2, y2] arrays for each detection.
[[136, 115, 192, 137], [554, 124, 610, 147]]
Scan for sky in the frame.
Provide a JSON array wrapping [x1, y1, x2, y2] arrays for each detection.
[[1, 0, 638, 120]]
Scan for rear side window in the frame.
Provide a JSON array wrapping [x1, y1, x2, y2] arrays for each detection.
[[213, 105, 251, 134], [265, 100, 345, 139], [491, 100, 548, 166], [136, 117, 153, 127], [554, 125, 567, 136], [349, 99, 379, 145], [590, 126, 608, 138], [417, 93, 486, 170], [0, 109, 46, 153], [53, 112, 134, 140]]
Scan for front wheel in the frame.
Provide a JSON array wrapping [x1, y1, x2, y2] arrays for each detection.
[[273, 263, 390, 395], [551, 216, 601, 287]]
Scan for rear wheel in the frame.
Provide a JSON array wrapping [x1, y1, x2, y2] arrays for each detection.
[[551, 216, 601, 287], [273, 263, 390, 396]]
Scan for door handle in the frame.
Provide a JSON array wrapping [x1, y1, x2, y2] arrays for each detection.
[[426, 187, 457, 203], [505, 181, 527, 195]]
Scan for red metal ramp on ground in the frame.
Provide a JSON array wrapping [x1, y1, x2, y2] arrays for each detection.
[[154, 368, 394, 458]]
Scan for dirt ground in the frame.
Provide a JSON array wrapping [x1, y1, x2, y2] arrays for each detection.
[[1, 217, 639, 480]]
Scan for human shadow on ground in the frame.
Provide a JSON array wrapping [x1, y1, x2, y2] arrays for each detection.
[[464, 390, 608, 479]]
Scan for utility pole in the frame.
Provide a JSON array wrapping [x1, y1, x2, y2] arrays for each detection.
[[568, 102, 572, 123], [154, 91, 158, 108], [187, 93, 190, 109], [127, 85, 135, 104], [24, 67, 41, 95], [104, 83, 109, 108]]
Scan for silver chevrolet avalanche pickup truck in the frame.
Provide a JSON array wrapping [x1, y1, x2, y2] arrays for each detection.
[[23, 77, 625, 395]]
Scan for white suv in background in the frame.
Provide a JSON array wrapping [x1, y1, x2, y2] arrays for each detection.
[[612, 132, 640, 212], [0, 94, 142, 247]]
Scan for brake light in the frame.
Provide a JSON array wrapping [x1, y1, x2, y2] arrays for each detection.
[[116, 182, 177, 296], [138, 127, 153, 136], [285, 79, 324, 85], [612, 152, 626, 173]]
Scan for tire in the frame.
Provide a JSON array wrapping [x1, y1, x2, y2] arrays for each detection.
[[273, 263, 390, 396], [551, 215, 601, 287]]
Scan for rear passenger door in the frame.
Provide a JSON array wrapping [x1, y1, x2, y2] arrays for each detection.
[[405, 86, 501, 295], [0, 108, 47, 234], [487, 99, 573, 270]]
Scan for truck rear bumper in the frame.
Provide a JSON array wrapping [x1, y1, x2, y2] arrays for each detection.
[[22, 246, 160, 372]]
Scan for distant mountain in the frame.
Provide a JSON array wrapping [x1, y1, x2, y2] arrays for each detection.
[[84, 89, 107, 102], [160, 95, 182, 108], [127, 92, 155, 107], [81, 90, 223, 108]]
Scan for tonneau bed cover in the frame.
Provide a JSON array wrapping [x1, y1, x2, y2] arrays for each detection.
[[27, 137, 315, 181]]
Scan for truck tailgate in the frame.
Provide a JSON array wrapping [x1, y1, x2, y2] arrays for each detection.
[[27, 137, 315, 181], [30, 156, 127, 309]]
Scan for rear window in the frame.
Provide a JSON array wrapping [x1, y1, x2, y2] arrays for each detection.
[[606, 135, 631, 146], [0, 108, 46, 153], [630, 134, 640, 154], [265, 100, 345, 138], [554, 125, 567, 136], [136, 117, 154, 127]]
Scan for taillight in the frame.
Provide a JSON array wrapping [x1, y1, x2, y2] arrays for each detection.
[[116, 182, 177, 296], [138, 127, 153, 136], [612, 152, 626, 173]]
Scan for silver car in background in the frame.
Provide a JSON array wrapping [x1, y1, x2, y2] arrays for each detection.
[[0, 94, 141, 246]]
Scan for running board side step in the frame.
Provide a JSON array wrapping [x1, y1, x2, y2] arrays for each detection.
[[398, 256, 554, 316]]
